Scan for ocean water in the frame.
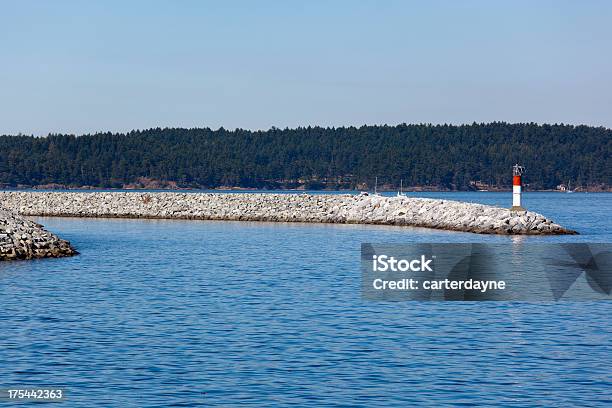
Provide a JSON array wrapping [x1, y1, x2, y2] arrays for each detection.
[[0, 192, 610, 407]]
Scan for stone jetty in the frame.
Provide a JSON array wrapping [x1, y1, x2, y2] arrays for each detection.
[[0, 191, 577, 235], [0, 206, 77, 261]]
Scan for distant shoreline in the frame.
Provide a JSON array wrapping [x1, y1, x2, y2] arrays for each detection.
[[2, 123, 609, 194], [1, 185, 610, 193]]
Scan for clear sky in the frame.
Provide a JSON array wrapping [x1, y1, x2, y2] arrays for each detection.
[[1, 0, 611, 135]]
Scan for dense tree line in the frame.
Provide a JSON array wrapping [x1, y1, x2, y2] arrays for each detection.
[[0, 123, 610, 190]]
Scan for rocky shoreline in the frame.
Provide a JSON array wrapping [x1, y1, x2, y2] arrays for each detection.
[[0, 206, 77, 261], [0, 191, 577, 235]]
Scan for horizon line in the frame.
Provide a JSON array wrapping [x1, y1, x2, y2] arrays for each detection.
[[3, 120, 611, 137]]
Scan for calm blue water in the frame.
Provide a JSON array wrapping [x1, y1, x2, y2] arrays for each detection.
[[0, 192, 610, 407]]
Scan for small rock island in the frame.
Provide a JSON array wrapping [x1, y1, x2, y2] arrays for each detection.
[[0, 206, 77, 261], [0, 192, 577, 236]]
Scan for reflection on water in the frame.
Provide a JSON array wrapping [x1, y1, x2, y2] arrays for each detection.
[[0, 192, 610, 406]]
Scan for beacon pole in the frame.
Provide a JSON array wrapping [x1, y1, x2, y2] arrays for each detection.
[[511, 164, 525, 213]]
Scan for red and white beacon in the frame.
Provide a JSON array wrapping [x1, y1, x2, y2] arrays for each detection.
[[511, 164, 525, 212]]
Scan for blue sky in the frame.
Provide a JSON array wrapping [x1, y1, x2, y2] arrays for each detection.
[[1, 0, 611, 135]]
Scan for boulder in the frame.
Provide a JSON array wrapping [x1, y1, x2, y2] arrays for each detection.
[[0, 206, 77, 261]]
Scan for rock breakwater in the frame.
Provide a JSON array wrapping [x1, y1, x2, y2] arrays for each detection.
[[0, 206, 77, 261], [0, 191, 577, 235]]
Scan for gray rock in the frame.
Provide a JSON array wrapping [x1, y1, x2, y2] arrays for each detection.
[[0, 191, 578, 236], [0, 206, 77, 261]]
